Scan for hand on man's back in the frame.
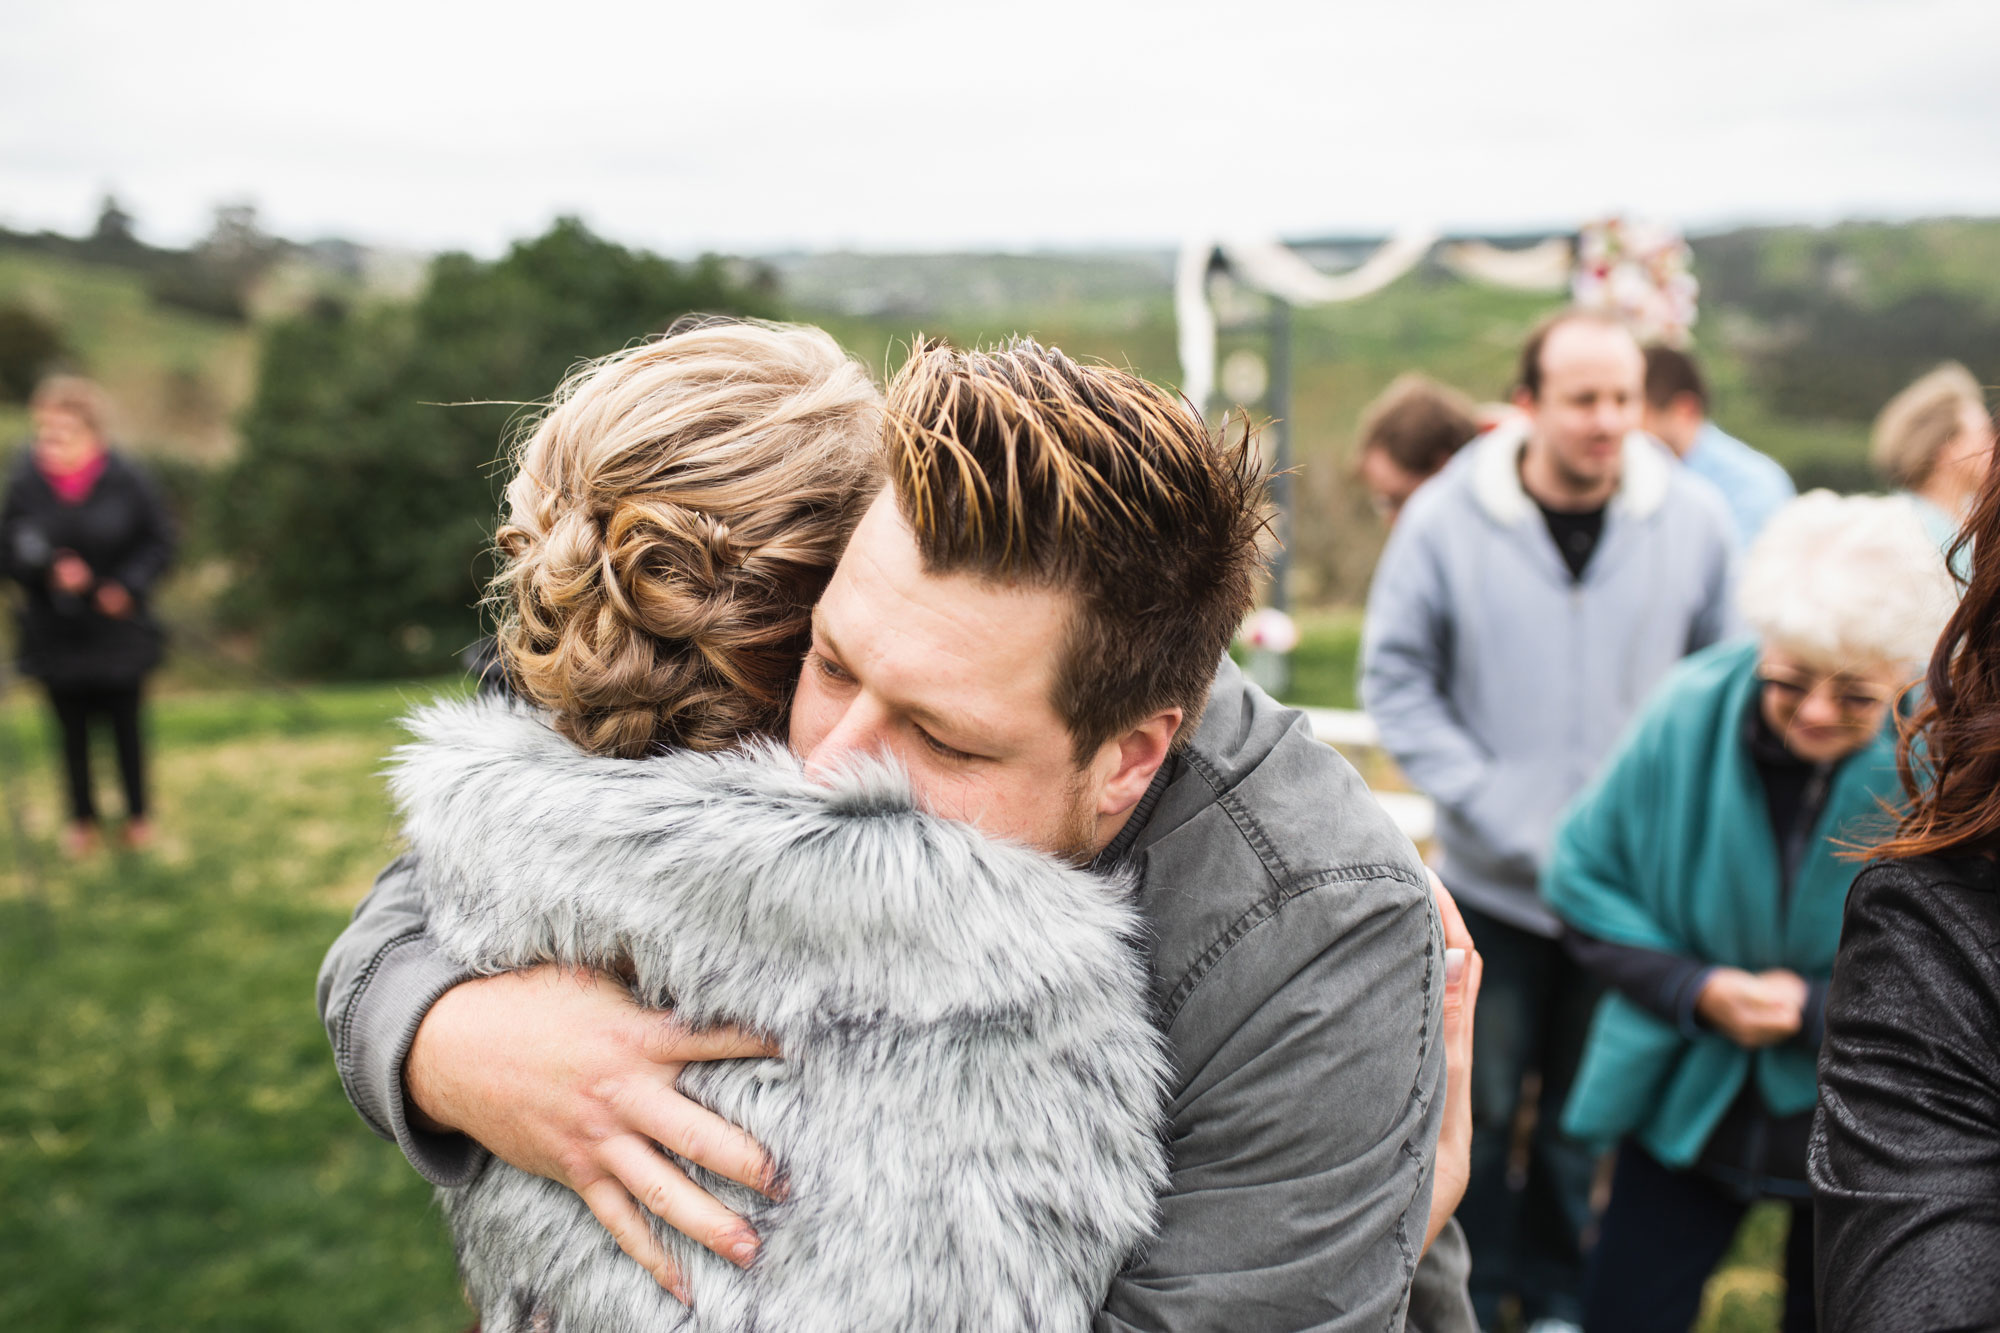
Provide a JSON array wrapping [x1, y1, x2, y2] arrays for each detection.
[[405, 965, 782, 1302]]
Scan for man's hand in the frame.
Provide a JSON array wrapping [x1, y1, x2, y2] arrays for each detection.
[[406, 965, 781, 1302], [1696, 966, 1807, 1048], [94, 581, 133, 618], [51, 551, 92, 595], [1426, 871, 1482, 1254]]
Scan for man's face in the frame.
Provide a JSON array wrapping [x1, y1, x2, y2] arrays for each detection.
[[790, 491, 1175, 862], [1357, 446, 1431, 525], [1517, 322, 1644, 493]]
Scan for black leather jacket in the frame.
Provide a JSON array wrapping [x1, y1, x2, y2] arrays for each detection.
[[1810, 855, 2000, 1331]]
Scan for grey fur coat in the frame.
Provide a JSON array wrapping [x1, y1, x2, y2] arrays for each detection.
[[389, 695, 1170, 1332]]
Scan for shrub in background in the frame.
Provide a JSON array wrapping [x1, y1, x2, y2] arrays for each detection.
[[216, 218, 777, 678], [0, 303, 69, 404]]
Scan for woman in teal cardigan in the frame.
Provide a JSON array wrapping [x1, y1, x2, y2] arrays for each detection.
[[1541, 490, 1955, 1333]]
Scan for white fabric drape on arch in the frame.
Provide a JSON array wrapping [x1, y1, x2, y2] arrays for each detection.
[[1175, 231, 1574, 412]]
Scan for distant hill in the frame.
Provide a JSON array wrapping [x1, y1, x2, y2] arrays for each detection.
[[0, 203, 423, 460], [766, 248, 1173, 320]]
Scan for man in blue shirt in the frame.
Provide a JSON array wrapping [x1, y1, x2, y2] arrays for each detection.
[[1643, 346, 1795, 547]]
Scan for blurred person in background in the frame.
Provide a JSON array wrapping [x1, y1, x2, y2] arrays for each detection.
[[1871, 360, 1995, 574], [1812, 456, 2000, 1331], [1354, 373, 1483, 524], [1543, 492, 1952, 1333], [1363, 308, 1737, 1332], [1, 376, 175, 855], [1641, 345, 1795, 546]]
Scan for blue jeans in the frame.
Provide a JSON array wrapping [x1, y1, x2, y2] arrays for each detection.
[[1458, 904, 1603, 1328]]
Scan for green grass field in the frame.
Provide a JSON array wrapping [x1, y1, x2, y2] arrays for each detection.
[[0, 679, 472, 1330], [0, 676, 1793, 1330]]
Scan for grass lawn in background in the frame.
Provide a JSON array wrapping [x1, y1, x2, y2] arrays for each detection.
[[1251, 608, 1366, 711], [0, 675, 1794, 1330], [0, 678, 471, 1331]]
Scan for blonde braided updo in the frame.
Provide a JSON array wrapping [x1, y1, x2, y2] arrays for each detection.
[[493, 320, 881, 758]]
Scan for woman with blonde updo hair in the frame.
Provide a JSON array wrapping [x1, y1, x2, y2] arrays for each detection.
[[380, 317, 1169, 1332], [493, 316, 881, 758]]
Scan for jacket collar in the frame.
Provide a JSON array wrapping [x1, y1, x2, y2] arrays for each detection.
[[1469, 417, 1673, 526]]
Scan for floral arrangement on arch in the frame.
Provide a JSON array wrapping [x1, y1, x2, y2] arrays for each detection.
[[1571, 217, 1699, 347]]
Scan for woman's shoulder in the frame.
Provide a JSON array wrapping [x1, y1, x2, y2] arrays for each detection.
[[1, 445, 40, 492], [1852, 854, 2000, 919], [1844, 855, 2000, 986], [393, 692, 1147, 1006], [1657, 637, 1760, 703], [1603, 638, 1756, 767], [97, 449, 162, 491]]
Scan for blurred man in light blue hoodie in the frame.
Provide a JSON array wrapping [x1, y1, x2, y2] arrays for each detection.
[[1642, 344, 1795, 548], [1362, 310, 1737, 1332]]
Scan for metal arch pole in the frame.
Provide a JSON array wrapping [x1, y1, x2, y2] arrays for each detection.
[[1266, 293, 1293, 616], [1245, 293, 1293, 701]]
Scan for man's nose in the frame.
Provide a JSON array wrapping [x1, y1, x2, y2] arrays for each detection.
[[802, 692, 896, 781]]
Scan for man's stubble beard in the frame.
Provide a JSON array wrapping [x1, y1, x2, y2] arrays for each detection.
[[1054, 767, 1102, 867], [1549, 440, 1621, 504]]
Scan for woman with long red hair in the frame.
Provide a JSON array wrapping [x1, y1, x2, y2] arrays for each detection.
[[1812, 449, 2000, 1329]]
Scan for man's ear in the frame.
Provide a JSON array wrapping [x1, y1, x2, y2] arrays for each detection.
[[1511, 387, 1535, 413], [1096, 709, 1182, 818]]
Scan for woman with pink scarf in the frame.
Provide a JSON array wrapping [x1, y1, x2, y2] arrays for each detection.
[[2, 376, 175, 854]]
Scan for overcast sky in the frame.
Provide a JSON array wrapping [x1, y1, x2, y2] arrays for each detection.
[[6, 0, 1999, 256]]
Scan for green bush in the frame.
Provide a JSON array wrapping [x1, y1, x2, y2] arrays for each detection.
[[0, 302, 69, 403], [216, 219, 777, 678]]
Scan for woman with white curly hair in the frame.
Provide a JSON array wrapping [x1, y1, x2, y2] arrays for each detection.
[[1538, 490, 1955, 1333]]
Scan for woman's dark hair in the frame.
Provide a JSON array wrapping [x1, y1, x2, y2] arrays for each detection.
[[1875, 456, 2000, 860]]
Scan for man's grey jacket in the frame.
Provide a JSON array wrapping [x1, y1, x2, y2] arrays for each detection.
[[319, 657, 1464, 1331], [1360, 423, 1738, 938]]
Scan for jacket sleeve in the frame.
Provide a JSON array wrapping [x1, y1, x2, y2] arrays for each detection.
[[1097, 869, 1451, 1333], [111, 458, 176, 596], [1563, 927, 1710, 1037], [316, 853, 487, 1187], [0, 464, 47, 588], [1811, 863, 2000, 1332], [1360, 519, 1493, 824]]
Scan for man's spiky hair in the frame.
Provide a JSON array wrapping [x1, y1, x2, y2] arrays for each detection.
[[886, 338, 1270, 760]]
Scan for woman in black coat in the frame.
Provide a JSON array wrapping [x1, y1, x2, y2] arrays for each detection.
[[1, 377, 175, 854], [1811, 445, 2000, 1330]]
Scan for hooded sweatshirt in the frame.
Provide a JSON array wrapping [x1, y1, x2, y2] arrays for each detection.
[[1361, 422, 1738, 935]]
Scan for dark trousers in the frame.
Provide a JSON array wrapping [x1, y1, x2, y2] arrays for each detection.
[[1583, 1141, 1814, 1333], [1458, 903, 1603, 1327], [46, 683, 146, 823]]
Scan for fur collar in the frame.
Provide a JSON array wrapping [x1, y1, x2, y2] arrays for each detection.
[[1469, 417, 1673, 526], [389, 694, 1168, 1332]]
